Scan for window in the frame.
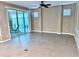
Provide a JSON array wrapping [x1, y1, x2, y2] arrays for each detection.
[[34, 12, 39, 17], [63, 9, 71, 16]]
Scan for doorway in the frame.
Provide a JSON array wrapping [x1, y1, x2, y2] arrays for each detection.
[[7, 9, 30, 38]]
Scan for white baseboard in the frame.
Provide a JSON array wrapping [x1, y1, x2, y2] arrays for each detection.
[[32, 30, 41, 32], [42, 31, 60, 34], [32, 30, 74, 36], [61, 32, 74, 36], [0, 38, 11, 43], [42, 31, 74, 36]]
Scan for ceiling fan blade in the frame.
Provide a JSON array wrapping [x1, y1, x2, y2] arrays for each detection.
[[46, 4, 51, 6], [39, 1, 50, 8], [44, 5, 48, 8]]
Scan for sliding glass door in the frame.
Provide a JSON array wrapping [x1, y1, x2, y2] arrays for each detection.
[[24, 12, 29, 32], [8, 9, 18, 33], [7, 9, 29, 38], [17, 11, 25, 33]]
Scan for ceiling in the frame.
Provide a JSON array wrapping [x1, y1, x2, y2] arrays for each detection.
[[4, 1, 77, 9]]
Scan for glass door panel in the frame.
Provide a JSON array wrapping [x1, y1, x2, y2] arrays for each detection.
[[8, 10, 18, 33], [7, 9, 30, 38], [24, 12, 29, 32], [17, 11, 24, 33]]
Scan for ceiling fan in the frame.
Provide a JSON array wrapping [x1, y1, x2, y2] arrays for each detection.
[[39, 1, 51, 8]]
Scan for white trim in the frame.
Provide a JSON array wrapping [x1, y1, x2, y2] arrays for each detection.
[[32, 30, 61, 34], [0, 39, 10, 43], [57, 33, 62, 35], [74, 29, 79, 49], [42, 31, 59, 34], [42, 31, 74, 36], [32, 30, 41, 32], [61, 32, 74, 36], [32, 30, 74, 36], [5, 8, 11, 40]]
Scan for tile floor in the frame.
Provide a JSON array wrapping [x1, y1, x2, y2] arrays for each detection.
[[0, 32, 79, 57]]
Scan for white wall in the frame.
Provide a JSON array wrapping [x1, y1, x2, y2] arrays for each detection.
[[32, 4, 76, 35], [74, 2, 79, 49]]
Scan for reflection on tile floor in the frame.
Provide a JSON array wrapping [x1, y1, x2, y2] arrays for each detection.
[[0, 32, 79, 57]]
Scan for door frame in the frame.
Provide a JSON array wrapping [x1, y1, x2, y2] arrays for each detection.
[[5, 7, 31, 39]]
